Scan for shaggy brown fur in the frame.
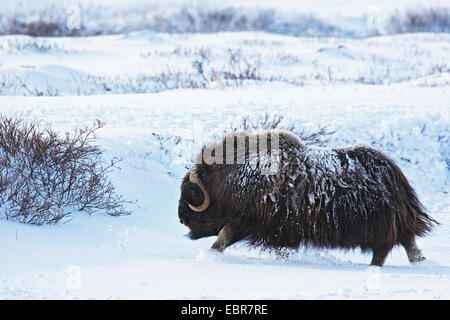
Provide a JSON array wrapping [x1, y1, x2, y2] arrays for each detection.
[[178, 130, 438, 266]]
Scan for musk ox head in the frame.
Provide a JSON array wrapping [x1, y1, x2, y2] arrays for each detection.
[[177, 129, 281, 241], [178, 164, 220, 240]]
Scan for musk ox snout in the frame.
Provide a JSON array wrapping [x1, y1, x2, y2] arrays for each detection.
[[178, 130, 438, 266]]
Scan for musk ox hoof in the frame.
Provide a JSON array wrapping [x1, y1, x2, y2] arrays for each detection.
[[210, 245, 225, 253], [410, 256, 426, 264], [210, 225, 234, 253], [369, 262, 384, 267]]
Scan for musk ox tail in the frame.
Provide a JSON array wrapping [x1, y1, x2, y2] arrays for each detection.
[[387, 158, 439, 240]]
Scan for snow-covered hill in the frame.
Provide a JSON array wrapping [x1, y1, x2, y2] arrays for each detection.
[[1, 84, 448, 299]]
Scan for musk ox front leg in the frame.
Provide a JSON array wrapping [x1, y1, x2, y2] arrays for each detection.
[[370, 246, 391, 267], [211, 225, 235, 252]]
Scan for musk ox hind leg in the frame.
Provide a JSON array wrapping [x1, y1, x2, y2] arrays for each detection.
[[370, 246, 392, 267], [211, 225, 235, 253], [400, 236, 426, 263]]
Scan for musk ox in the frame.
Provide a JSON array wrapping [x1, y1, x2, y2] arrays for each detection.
[[178, 130, 438, 266]]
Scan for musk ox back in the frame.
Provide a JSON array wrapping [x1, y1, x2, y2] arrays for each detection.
[[178, 130, 438, 266]]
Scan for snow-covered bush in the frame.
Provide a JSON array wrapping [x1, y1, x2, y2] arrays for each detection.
[[4, 38, 71, 54], [1, 5, 80, 37], [0, 4, 342, 37], [1, 2, 449, 38], [227, 113, 336, 147], [386, 7, 450, 34], [0, 116, 131, 225], [75, 49, 263, 95], [192, 48, 262, 86], [2, 2, 450, 38]]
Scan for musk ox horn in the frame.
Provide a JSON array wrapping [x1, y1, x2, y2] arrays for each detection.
[[188, 166, 210, 212]]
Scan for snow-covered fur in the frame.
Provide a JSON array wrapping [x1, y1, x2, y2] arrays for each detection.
[[178, 130, 438, 266]]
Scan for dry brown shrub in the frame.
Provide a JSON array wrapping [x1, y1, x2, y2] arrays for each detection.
[[0, 116, 131, 225], [236, 113, 336, 147]]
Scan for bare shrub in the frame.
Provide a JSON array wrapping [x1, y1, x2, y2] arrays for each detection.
[[222, 49, 262, 85], [81, 49, 262, 95], [5, 38, 72, 54], [141, 46, 211, 58], [0, 73, 18, 95], [149, 7, 276, 33], [191, 48, 262, 87], [235, 113, 336, 146], [82, 70, 204, 94], [15, 76, 60, 97], [149, 7, 339, 36], [0, 116, 131, 225], [386, 7, 450, 34], [0, 4, 342, 37], [0, 74, 60, 97], [2, 3, 449, 37], [191, 48, 213, 83], [3, 5, 80, 37], [427, 63, 450, 75]]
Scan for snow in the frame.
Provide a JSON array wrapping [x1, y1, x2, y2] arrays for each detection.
[[0, 0, 449, 300]]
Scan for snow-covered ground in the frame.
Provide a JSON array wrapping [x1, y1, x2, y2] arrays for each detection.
[[0, 1, 449, 299]]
